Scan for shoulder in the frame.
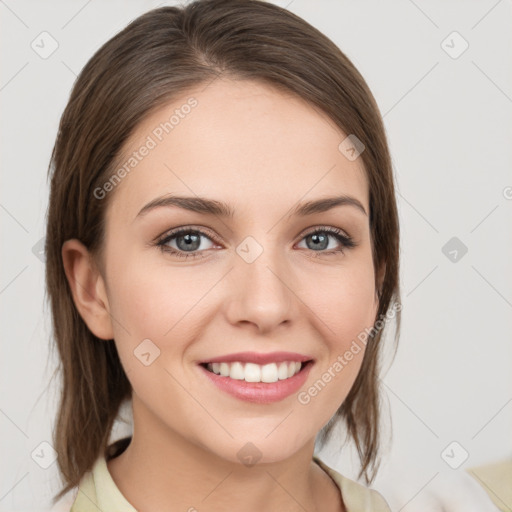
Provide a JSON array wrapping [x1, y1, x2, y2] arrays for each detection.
[[466, 458, 512, 512], [70, 439, 136, 512], [313, 456, 391, 512], [69, 464, 98, 512]]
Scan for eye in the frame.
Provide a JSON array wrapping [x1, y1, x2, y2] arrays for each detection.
[[156, 227, 218, 260], [296, 227, 356, 257], [155, 225, 356, 260]]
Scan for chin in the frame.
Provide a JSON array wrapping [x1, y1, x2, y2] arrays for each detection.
[[194, 426, 315, 467]]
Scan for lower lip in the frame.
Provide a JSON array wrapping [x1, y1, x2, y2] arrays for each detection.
[[199, 362, 313, 404]]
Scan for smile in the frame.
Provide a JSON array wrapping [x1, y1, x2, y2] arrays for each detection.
[[204, 361, 303, 383], [197, 352, 314, 403]]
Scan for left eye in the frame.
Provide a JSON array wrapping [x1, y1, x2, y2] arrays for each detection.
[[156, 226, 355, 259], [297, 228, 354, 253]]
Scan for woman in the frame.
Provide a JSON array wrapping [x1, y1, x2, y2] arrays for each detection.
[[45, 1, 401, 510]]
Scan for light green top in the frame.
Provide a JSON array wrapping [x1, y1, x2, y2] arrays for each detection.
[[70, 440, 390, 512], [467, 459, 512, 512]]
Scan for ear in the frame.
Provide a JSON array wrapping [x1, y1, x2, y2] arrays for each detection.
[[61, 239, 114, 340]]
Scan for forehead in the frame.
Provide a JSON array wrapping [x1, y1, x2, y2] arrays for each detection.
[[106, 78, 369, 224]]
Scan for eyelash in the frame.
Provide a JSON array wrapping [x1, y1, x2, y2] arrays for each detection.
[[155, 226, 357, 259], [155, 226, 356, 260]]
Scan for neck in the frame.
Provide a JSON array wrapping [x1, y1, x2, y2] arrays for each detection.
[[106, 397, 344, 512]]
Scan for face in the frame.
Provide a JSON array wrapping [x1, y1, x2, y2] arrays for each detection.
[[95, 78, 379, 464]]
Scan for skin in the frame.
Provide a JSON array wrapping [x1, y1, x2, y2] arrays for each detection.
[[62, 77, 382, 512]]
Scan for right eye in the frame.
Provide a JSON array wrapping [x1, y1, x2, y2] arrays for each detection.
[[156, 227, 220, 259]]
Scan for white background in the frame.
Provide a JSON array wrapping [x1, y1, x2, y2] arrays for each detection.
[[1, 0, 511, 510]]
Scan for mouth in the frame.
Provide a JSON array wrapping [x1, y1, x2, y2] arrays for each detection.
[[200, 360, 313, 383], [197, 353, 314, 403]]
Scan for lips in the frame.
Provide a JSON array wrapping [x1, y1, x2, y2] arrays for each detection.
[[198, 351, 313, 365], [197, 351, 314, 403]]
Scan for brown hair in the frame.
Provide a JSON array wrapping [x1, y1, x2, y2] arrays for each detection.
[[45, 0, 400, 503]]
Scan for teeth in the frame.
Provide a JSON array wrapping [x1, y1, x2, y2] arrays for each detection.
[[230, 362, 245, 380], [278, 362, 289, 380], [244, 363, 261, 382], [205, 360, 304, 382], [261, 363, 278, 383], [219, 362, 230, 377]]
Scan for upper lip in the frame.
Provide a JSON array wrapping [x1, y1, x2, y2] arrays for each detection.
[[199, 351, 314, 365]]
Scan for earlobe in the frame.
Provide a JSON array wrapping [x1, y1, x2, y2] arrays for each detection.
[[61, 239, 114, 340]]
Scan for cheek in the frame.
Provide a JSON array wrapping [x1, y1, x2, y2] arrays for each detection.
[[295, 259, 377, 415], [303, 257, 378, 348], [103, 259, 207, 405], [103, 247, 227, 385], [106, 245, 209, 337]]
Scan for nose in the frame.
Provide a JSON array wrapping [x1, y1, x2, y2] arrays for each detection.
[[223, 240, 296, 334]]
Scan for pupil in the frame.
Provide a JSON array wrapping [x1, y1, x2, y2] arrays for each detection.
[[179, 233, 200, 251], [310, 233, 327, 250]]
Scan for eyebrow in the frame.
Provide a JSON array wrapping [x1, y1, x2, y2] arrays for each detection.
[[134, 193, 367, 221]]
